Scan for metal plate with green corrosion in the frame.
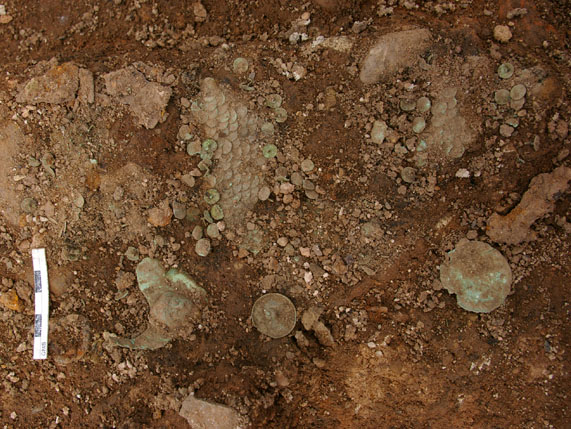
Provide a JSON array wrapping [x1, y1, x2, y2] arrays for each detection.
[[440, 240, 512, 313]]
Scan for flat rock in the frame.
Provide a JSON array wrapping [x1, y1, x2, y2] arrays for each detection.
[[360, 28, 431, 84], [16, 62, 79, 104], [487, 166, 571, 244], [103, 66, 172, 129], [179, 395, 245, 429]]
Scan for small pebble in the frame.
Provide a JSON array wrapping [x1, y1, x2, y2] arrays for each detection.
[[198, 161, 210, 174], [497, 63, 514, 79], [277, 237, 288, 247], [125, 246, 140, 262], [371, 120, 388, 144], [305, 190, 318, 199], [266, 94, 283, 109], [204, 189, 220, 205], [233, 57, 249, 74], [493, 25, 512, 43], [292, 64, 307, 81], [20, 197, 38, 214], [507, 8, 528, 19], [510, 98, 525, 110], [506, 117, 519, 128], [263, 144, 278, 158], [74, 194, 85, 209], [274, 107, 288, 123], [202, 138, 218, 154], [494, 89, 511, 105], [28, 156, 41, 167], [195, 238, 211, 257], [172, 201, 187, 220], [499, 124, 514, 137], [210, 204, 224, 220], [181, 174, 196, 187], [300, 159, 314, 172], [416, 97, 431, 113], [261, 122, 275, 136], [206, 223, 220, 239], [400, 167, 416, 183], [291, 172, 303, 186], [411, 117, 426, 134], [432, 101, 447, 116], [466, 230, 478, 240], [187, 140, 202, 155], [455, 168, 470, 178], [302, 179, 314, 190], [178, 125, 192, 140], [280, 182, 295, 194], [399, 99, 416, 112], [258, 186, 271, 201], [148, 204, 172, 227], [204, 174, 216, 187], [192, 225, 203, 240], [186, 207, 201, 222], [510, 84, 526, 101], [203, 209, 214, 224]]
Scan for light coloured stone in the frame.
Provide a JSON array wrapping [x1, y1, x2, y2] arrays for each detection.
[[371, 120, 388, 144], [360, 29, 431, 84], [493, 25, 512, 43], [103, 66, 172, 129], [17, 62, 79, 104], [179, 395, 244, 429]]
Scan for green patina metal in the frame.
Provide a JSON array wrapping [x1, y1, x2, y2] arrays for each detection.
[[105, 258, 207, 350], [440, 240, 512, 313]]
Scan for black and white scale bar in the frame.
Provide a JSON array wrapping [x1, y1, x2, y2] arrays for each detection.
[[32, 248, 49, 360]]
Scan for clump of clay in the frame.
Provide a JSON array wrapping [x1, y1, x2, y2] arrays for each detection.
[[487, 166, 571, 244], [16, 62, 79, 104], [301, 306, 335, 346], [179, 394, 247, 429], [440, 240, 512, 313], [104, 258, 207, 350], [360, 28, 431, 84], [102, 65, 172, 129]]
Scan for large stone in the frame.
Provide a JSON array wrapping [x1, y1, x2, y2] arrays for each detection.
[[360, 28, 431, 84], [103, 66, 172, 129], [16, 62, 79, 104], [179, 395, 245, 429], [487, 166, 571, 244]]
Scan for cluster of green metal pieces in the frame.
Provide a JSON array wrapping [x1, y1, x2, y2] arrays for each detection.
[[105, 258, 207, 350]]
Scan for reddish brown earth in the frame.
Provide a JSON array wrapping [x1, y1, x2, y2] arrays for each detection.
[[0, 0, 569, 428]]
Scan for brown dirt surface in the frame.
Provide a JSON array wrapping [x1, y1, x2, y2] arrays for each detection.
[[0, 0, 569, 428]]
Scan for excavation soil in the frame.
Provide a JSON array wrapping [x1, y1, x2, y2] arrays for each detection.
[[0, 0, 569, 428]]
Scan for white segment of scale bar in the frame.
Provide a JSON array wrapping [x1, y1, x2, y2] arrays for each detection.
[[32, 248, 49, 360]]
